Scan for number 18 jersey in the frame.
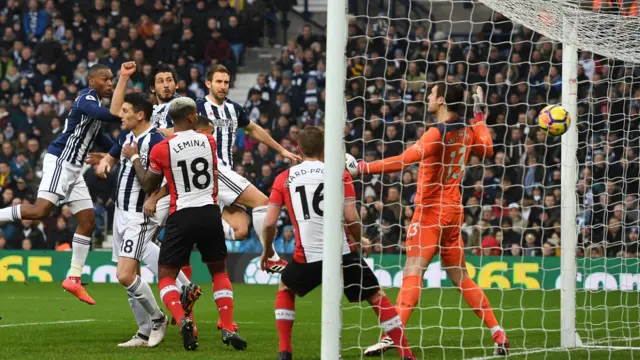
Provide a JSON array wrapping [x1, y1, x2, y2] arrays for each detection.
[[269, 161, 356, 263], [149, 130, 218, 215]]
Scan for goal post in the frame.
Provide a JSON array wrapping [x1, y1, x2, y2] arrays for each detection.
[[321, 0, 347, 358]]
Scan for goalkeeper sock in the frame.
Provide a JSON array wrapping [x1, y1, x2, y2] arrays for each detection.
[[460, 278, 499, 329], [128, 292, 152, 338], [372, 295, 413, 358], [212, 272, 235, 331], [396, 275, 422, 326], [252, 205, 280, 261], [181, 265, 192, 280], [275, 290, 295, 352], [69, 234, 91, 277], [159, 277, 184, 325]]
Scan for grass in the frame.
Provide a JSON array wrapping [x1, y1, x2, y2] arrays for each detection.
[[1, 282, 640, 359]]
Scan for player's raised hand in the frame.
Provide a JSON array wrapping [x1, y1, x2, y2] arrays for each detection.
[[281, 149, 302, 164], [122, 141, 139, 159], [260, 247, 275, 272], [119, 61, 137, 78], [472, 85, 485, 114], [85, 152, 106, 165], [95, 159, 111, 179]]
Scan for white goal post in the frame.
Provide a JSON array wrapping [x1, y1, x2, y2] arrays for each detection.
[[322, 0, 640, 358]]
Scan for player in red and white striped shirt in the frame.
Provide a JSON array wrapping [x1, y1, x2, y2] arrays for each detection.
[[260, 126, 416, 360], [122, 97, 247, 352]]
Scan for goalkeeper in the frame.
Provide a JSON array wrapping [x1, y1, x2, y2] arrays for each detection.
[[347, 83, 510, 356]]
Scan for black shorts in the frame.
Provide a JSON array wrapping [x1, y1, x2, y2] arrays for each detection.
[[281, 252, 379, 302], [158, 205, 226, 267]]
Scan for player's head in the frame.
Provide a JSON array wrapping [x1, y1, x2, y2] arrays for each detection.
[[195, 115, 214, 134], [205, 65, 230, 102], [297, 126, 324, 159], [427, 82, 464, 115], [120, 93, 153, 130], [88, 64, 113, 98], [151, 63, 178, 103], [169, 97, 198, 130]]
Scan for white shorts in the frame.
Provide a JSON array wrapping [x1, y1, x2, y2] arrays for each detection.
[[217, 164, 251, 208], [155, 196, 170, 227], [112, 208, 158, 262], [37, 153, 93, 214]]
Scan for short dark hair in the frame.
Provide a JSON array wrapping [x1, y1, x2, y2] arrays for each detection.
[[88, 63, 111, 78], [150, 63, 178, 92], [206, 64, 230, 81], [169, 97, 197, 124], [428, 82, 465, 112], [196, 115, 212, 130], [298, 126, 324, 158], [123, 93, 153, 121]]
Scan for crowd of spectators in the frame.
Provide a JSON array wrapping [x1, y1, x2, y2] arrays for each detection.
[[0, 0, 276, 250], [1, 0, 639, 259]]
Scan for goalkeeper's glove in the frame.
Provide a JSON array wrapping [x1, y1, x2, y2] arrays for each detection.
[[472, 86, 486, 114], [345, 153, 368, 176]]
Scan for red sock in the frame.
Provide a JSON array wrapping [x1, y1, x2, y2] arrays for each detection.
[[275, 290, 295, 353], [181, 265, 193, 280], [212, 272, 234, 331], [460, 278, 499, 329], [372, 295, 414, 358], [159, 277, 185, 324]]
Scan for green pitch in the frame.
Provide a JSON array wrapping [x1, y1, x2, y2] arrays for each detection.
[[1, 282, 640, 359]]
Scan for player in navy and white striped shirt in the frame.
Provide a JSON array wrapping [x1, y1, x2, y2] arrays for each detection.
[[96, 89, 175, 347], [150, 64, 180, 137], [0, 63, 129, 305], [196, 65, 301, 273]]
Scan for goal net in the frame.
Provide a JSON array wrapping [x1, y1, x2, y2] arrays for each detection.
[[338, 0, 640, 358]]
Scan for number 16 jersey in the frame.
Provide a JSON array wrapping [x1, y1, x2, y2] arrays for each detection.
[[149, 130, 218, 215], [269, 161, 356, 263]]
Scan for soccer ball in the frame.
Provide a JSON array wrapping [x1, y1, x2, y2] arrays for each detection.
[[538, 104, 571, 136]]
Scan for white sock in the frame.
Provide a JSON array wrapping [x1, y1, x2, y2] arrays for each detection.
[[143, 241, 189, 289], [252, 205, 280, 261], [0, 205, 21, 225], [221, 219, 236, 240], [69, 234, 91, 277], [126, 275, 164, 320], [128, 293, 152, 338], [490, 326, 503, 336]]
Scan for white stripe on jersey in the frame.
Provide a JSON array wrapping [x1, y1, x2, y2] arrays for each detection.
[[202, 98, 239, 168], [151, 102, 171, 129], [116, 127, 154, 212]]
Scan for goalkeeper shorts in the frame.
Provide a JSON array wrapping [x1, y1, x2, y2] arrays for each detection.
[[405, 205, 466, 267]]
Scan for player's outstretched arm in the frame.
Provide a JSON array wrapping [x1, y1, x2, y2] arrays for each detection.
[[245, 122, 302, 163], [122, 142, 163, 193], [349, 127, 440, 176]]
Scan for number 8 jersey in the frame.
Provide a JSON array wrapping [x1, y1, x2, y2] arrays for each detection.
[[269, 160, 356, 263], [149, 130, 218, 215]]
